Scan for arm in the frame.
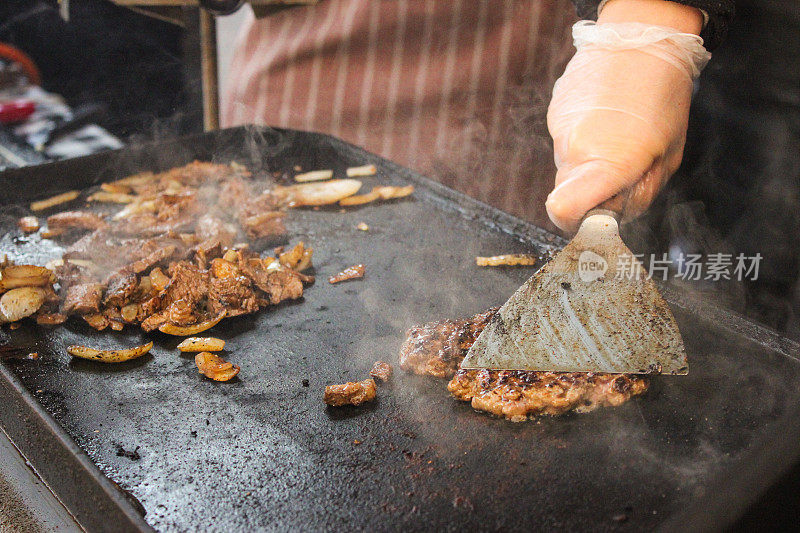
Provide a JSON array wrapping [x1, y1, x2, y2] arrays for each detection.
[[572, 0, 734, 50], [545, 0, 714, 232], [599, 0, 703, 32]]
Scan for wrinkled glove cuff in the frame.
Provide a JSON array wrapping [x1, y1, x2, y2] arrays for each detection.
[[572, 20, 711, 79]]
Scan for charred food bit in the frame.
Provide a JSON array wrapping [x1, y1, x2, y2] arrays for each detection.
[[400, 308, 649, 420], [195, 351, 239, 381], [67, 341, 153, 363], [369, 361, 393, 382], [17, 216, 40, 233], [324, 379, 377, 406], [328, 264, 365, 284], [177, 337, 225, 352], [475, 254, 539, 267], [30, 190, 79, 211]]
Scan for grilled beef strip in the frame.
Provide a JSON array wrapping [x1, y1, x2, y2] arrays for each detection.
[[47, 211, 108, 233], [34, 162, 307, 331], [62, 283, 104, 314]]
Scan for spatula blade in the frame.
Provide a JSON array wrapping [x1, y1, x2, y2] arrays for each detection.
[[461, 214, 687, 374]]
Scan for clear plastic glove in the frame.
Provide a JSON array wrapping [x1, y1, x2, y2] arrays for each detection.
[[546, 21, 711, 233]]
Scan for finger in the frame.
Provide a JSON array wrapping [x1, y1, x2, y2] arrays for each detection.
[[545, 157, 653, 234], [624, 163, 665, 222]]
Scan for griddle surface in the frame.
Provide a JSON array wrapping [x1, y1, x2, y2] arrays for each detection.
[[2, 128, 800, 531]]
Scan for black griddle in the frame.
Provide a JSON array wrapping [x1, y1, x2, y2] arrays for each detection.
[[1, 126, 800, 532]]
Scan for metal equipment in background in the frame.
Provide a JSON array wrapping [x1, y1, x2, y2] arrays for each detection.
[[105, 0, 319, 131]]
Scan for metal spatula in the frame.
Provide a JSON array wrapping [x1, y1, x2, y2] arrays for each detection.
[[461, 200, 688, 374]]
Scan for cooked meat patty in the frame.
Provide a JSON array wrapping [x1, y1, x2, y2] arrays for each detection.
[[399, 308, 497, 378], [448, 370, 648, 421], [400, 308, 649, 420], [324, 379, 377, 406]]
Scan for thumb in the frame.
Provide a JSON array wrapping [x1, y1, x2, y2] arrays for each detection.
[[545, 158, 652, 234]]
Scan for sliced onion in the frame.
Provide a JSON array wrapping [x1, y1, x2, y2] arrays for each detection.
[[0, 287, 46, 323], [100, 182, 132, 194], [277, 179, 362, 207], [339, 185, 414, 206], [17, 216, 40, 233], [148, 268, 170, 292], [294, 169, 333, 183], [67, 341, 153, 363], [195, 351, 239, 381], [296, 248, 314, 272], [0, 266, 53, 292], [30, 190, 79, 212], [278, 242, 306, 269], [112, 171, 155, 187], [339, 191, 379, 206], [158, 310, 227, 336], [475, 254, 539, 267], [346, 164, 377, 178], [177, 337, 225, 352], [373, 185, 414, 200], [87, 191, 135, 203]]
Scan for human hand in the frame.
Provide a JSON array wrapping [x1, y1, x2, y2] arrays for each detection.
[[546, 16, 710, 233]]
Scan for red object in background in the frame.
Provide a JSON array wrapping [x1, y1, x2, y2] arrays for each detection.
[[0, 99, 35, 125], [0, 43, 41, 86]]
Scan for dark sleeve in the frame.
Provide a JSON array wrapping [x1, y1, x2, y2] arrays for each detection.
[[570, 0, 735, 51]]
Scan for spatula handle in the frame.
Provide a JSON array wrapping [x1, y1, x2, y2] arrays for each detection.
[[584, 192, 626, 222]]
